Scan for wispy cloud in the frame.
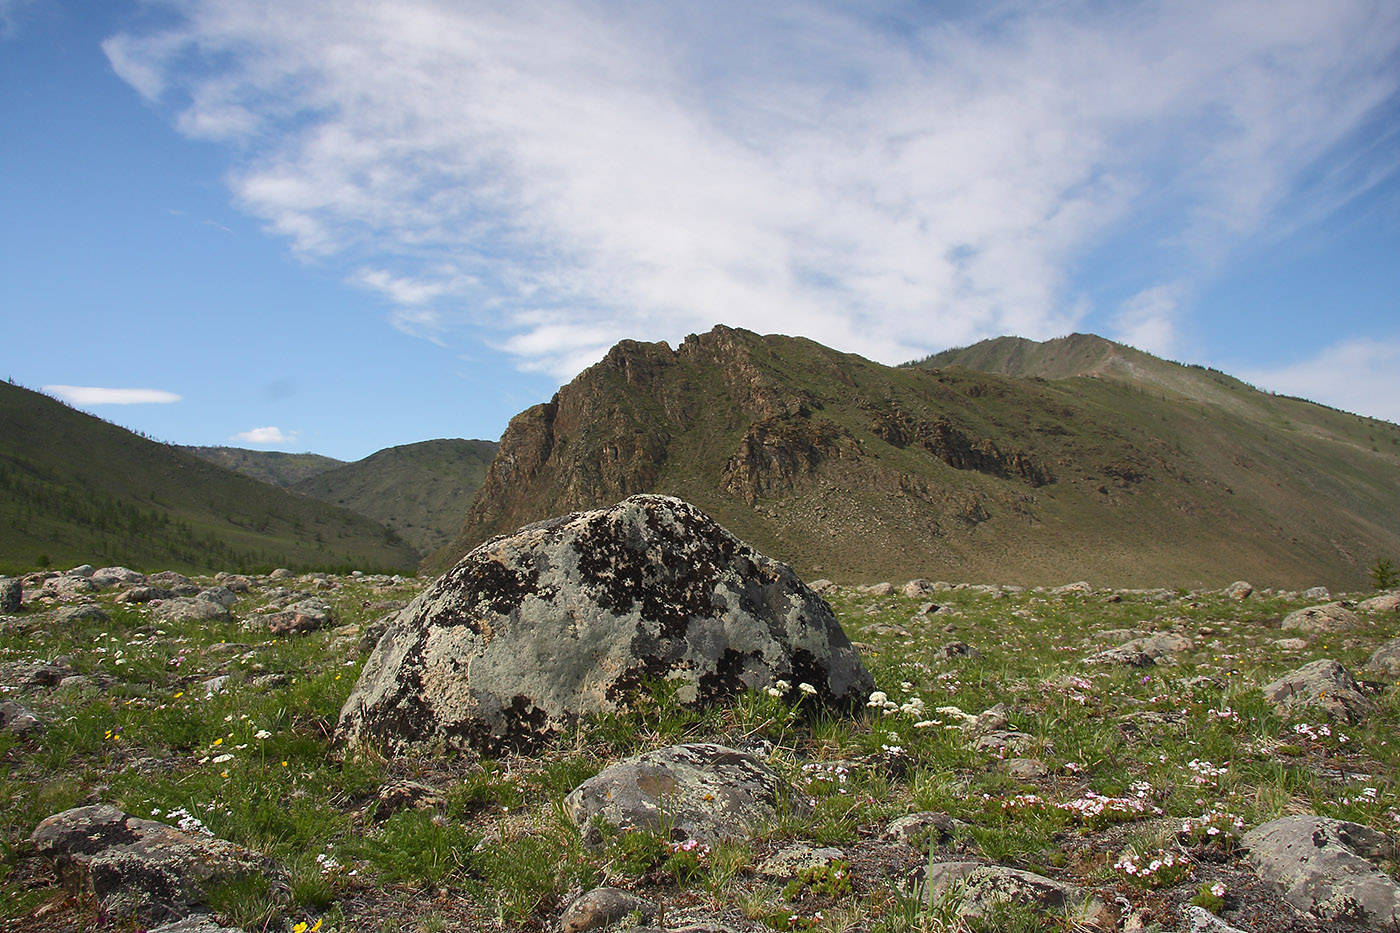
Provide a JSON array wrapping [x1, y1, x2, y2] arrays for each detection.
[[1236, 340, 1400, 424], [231, 426, 298, 444], [1112, 286, 1180, 358], [44, 385, 182, 405], [106, 1, 1400, 379]]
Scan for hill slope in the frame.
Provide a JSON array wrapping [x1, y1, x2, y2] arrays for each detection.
[[0, 382, 420, 574], [291, 439, 498, 554], [181, 446, 345, 487], [435, 326, 1400, 589]]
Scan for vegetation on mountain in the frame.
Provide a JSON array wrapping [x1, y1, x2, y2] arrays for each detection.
[[181, 446, 345, 487], [435, 327, 1400, 590], [0, 382, 419, 575], [291, 439, 497, 555]]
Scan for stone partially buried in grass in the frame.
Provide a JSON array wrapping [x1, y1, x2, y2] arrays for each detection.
[[1281, 602, 1362, 634], [336, 495, 872, 755], [1243, 815, 1400, 930], [563, 743, 808, 846], [1260, 658, 1372, 723]]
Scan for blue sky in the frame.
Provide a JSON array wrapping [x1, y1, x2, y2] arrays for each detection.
[[3, 0, 1398, 461]]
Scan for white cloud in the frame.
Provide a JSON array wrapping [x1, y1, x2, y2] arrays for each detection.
[[231, 426, 298, 444], [44, 385, 182, 405], [1236, 340, 1400, 424], [1112, 286, 1179, 357], [105, 1, 1400, 379]]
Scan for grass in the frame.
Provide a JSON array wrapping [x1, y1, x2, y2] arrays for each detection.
[[2, 570, 1398, 931]]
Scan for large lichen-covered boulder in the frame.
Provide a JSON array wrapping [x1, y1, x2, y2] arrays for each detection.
[[563, 743, 808, 845], [1261, 658, 1372, 723], [337, 495, 872, 754]]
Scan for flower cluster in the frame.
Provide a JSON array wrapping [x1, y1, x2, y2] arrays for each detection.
[[667, 838, 711, 860], [1186, 759, 1228, 787], [1058, 785, 1160, 828], [163, 806, 213, 836], [799, 762, 852, 797], [1114, 849, 1192, 887], [1179, 808, 1245, 850], [1207, 706, 1240, 723], [1293, 722, 1350, 746]]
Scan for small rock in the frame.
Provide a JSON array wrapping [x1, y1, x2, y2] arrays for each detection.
[[148, 571, 192, 587], [42, 575, 96, 599], [119, 586, 174, 604], [1282, 602, 1361, 635], [196, 587, 238, 608], [902, 579, 933, 599], [0, 659, 74, 689], [558, 887, 657, 933], [269, 568, 296, 580], [266, 598, 333, 635], [882, 811, 959, 848], [91, 567, 145, 587], [1261, 659, 1372, 722], [55, 603, 108, 625], [1364, 638, 1400, 676], [67, 564, 95, 577], [1051, 581, 1092, 595], [219, 575, 253, 593], [933, 641, 980, 660], [1005, 758, 1048, 781], [1302, 586, 1331, 599], [1243, 815, 1400, 930], [1084, 646, 1155, 667], [807, 579, 836, 594], [860, 582, 894, 597], [149, 915, 247, 933], [914, 861, 1107, 927], [756, 844, 844, 879], [974, 731, 1034, 756], [373, 780, 447, 821], [1119, 632, 1192, 662], [1274, 637, 1308, 651], [1183, 905, 1252, 933], [201, 676, 233, 698]]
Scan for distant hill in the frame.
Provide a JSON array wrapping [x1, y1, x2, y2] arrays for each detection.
[[291, 439, 498, 554], [434, 326, 1400, 589], [182, 446, 345, 487], [0, 382, 420, 575]]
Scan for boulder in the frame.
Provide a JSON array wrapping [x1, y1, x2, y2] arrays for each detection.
[[1282, 602, 1361, 635], [1223, 581, 1253, 600], [42, 575, 95, 599], [119, 586, 174, 604], [0, 659, 74, 689], [0, 577, 22, 613], [266, 597, 334, 635], [1119, 632, 1193, 661], [1261, 659, 1372, 722], [269, 568, 296, 580], [91, 567, 145, 587], [1243, 815, 1400, 930], [1358, 592, 1400, 614], [153, 598, 232, 624], [1084, 646, 1155, 667], [1364, 638, 1400, 677], [337, 496, 871, 754], [882, 811, 960, 848], [859, 582, 894, 597], [29, 804, 278, 925], [563, 743, 808, 846], [67, 564, 95, 577], [196, 586, 238, 608], [147, 571, 191, 587], [902, 579, 933, 599], [1303, 586, 1331, 599]]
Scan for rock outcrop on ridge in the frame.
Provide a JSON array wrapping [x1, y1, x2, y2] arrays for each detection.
[[337, 495, 872, 755]]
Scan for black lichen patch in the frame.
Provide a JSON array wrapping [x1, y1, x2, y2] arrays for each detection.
[[442, 551, 542, 618]]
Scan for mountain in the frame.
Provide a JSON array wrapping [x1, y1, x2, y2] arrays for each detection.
[[181, 446, 345, 487], [434, 326, 1400, 589], [0, 382, 420, 575], [290, 439, 498, 555]]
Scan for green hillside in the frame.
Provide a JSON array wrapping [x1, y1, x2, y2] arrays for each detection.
[[437, 326, 1400, 589], [291, 439, 498, 554], [181, 446, 345, 487], [0, 382, 420, 575]]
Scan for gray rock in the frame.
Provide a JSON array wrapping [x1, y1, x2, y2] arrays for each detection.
[[148, 571, 191, 587], [67, 564, 95, 577], [915, 860, 1106, 926], [1274, 637, 1308, 652], [1358, 593, 1400, 614], [1051, 581, 1092, 595], [170, 583, 201, 597], [902, 579, 933, 599], [933, 641, 980, 660], [220, 575, 253, 593], [1005, 757, 1048, 780], [269, 568, 296, 580], [1243, 815, 1400, 929], [1365, 638, 1400, 676], [29, 804, 278, 925], [0, 659, 74, 689], [756, 844, 844, 879], [558, 886, 656, 933], [0, 700, 45, 737], [563, 743, 808, 846], [266, 598, 333, 635], [149, 915, 246, 933], [1282, 602, 1361, 634], [91, 566, 146, 587], [154, 598, 232, 624], [1223, 581, 1254, 600], [1183, 905, 1252, 933], [1261, 659, 1372, 722], [55, 603, 108, 625], [0, 577, 21, 613], [859, 582, 894, 596], [337, 496, 871, 754], [196, 586, 238, 608], [42, 575, 96, 599], [1303, 586, 1332, 600], [882, 811, 959, 848], [1120, 632, 1193, 661], [1084, 645, 1155, 667], [974, 730, 1034, 756], [119, 586, 174, 603]]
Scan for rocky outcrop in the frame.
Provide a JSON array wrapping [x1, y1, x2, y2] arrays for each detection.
[[866, 405, 1054, 487], [1243, 815, 1400, 930], [721, 416, 859, 505], [29, 804, 277, 925], [339, 496, 872, 755], [563, 743, 808, 845]]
